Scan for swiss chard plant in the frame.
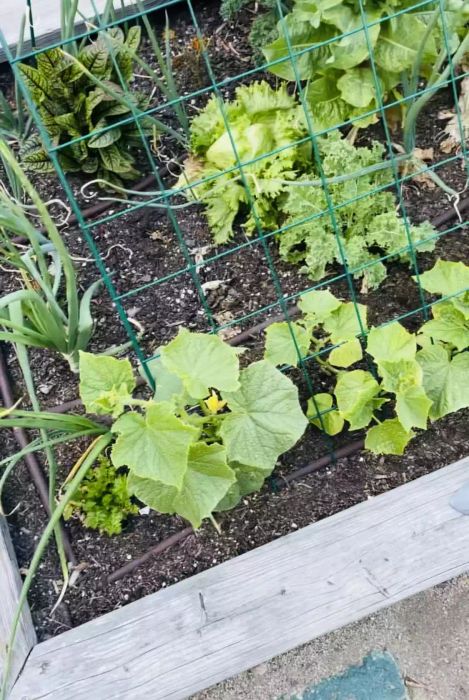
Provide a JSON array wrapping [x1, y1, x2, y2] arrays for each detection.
[[18, 28, 152, 186], [264, 260, 469, 454], [64, 455, 139, 535], [78, 328, 307, 528], [262, 0, 469, 131]]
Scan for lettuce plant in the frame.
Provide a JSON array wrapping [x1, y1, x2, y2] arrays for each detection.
[[263, 0, 469, 131], [264, 260, 469, 454], [18, 27, 151, 186], [177, 81, 311, 243], [78, 328, 307, 527], [179, 85, 434, 289]]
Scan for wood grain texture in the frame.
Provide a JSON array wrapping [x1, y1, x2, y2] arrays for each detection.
[[0, 517, 36, 695], [11, 457, 469, 700], [0, 0, 180, 61]]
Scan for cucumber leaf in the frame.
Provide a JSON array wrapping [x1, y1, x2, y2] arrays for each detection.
[[420, 303, 469, 351], [328, 337, 362, 368], [335, 369, 382, 430], [79, 351, 135, 417], [367, 323, 416, 365], [307, 392, 344, 436], [127, 443, 234, 528], [365, 418, 414, 455], [264, 321, 311, 366], [160, 328, 240, 399], [220, 360, 308, 470], [417, 345, 469, 419], [111, 403, 198, 488]]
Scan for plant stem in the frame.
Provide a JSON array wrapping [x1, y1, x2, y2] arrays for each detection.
[[0, 432, 112, 700], [404, 31, 469, 153]]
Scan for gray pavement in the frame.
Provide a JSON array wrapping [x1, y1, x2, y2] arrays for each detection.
[[194, 575, 469, 700]]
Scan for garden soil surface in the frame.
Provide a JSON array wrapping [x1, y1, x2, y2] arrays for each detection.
[[0, 0, 468, 642]]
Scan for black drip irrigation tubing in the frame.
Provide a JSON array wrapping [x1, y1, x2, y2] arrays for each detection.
[[106, 438, 365, 584], [2, 172, 468, 583], [0, 344, 77, 565]]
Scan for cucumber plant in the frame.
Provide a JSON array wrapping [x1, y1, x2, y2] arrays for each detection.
[[77, 328, 307, 527], [264, 260, 469, 454]]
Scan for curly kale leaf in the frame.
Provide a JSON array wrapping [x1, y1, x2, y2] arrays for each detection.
[[278, 133, 435, 289], [64, 455, 138, 535]]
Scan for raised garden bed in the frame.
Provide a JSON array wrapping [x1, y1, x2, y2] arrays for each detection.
[[0, 0, 469, 697]]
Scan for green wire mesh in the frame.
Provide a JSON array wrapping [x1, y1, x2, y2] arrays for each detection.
[[2, 0, 469, 453]]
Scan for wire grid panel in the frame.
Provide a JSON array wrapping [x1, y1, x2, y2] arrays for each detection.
[[3, 0, 469, 450]]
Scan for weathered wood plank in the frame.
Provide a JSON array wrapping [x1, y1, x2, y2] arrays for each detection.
[[0, 0, 180, 62], [0, 516, 36, 695], [11, 457, 469, 700]]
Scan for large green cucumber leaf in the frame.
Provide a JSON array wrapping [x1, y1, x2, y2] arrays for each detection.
[[220, 360, 308, 470], [127, 442, 234, 528], [307, 392, 344, 436], [264, 321, 311, 366], [415, 259, 469, 297], [160, 328, 240, 399], [111, 403, 198, 488], [323, 302, 367, 343], [367, 323, 416, 365], [420, 303, 469, 351], [417, 345, 469, 419], [365, 418, 414, 455], [215, 461, 273, 512], [379, 359, 422, 394], [395, 385, 432, 432], [335, 369, 382, 430], [328, 338, 363, 368], [79, 351, 135, 417], [298, 289, 341, 322]]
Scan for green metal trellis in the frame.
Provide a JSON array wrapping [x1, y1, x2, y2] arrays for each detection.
[[2, 0, 468, 456]]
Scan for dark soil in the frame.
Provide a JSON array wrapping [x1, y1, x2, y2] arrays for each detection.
[[0, 0, 468, 642]]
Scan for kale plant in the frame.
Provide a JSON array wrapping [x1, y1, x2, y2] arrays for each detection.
[[64, 455, 138, 535], [278, 133, 435, 290], [18, 27, 151, 186], [264, 260, 469, 454], [263, 0, 469, 130]]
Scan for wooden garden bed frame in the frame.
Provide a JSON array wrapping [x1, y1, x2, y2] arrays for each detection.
[[1, 455, 469, 700]]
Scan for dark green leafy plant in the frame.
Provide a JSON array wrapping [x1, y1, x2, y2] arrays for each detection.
[[78, 328, 307, 527], [265, 260, 469, 454], [18, 27, 152, 186], [263, 0, 469, 131], [64, 455, 138, 535]]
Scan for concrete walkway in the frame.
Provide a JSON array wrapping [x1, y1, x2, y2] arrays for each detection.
[[194, 575, 469, 700]]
